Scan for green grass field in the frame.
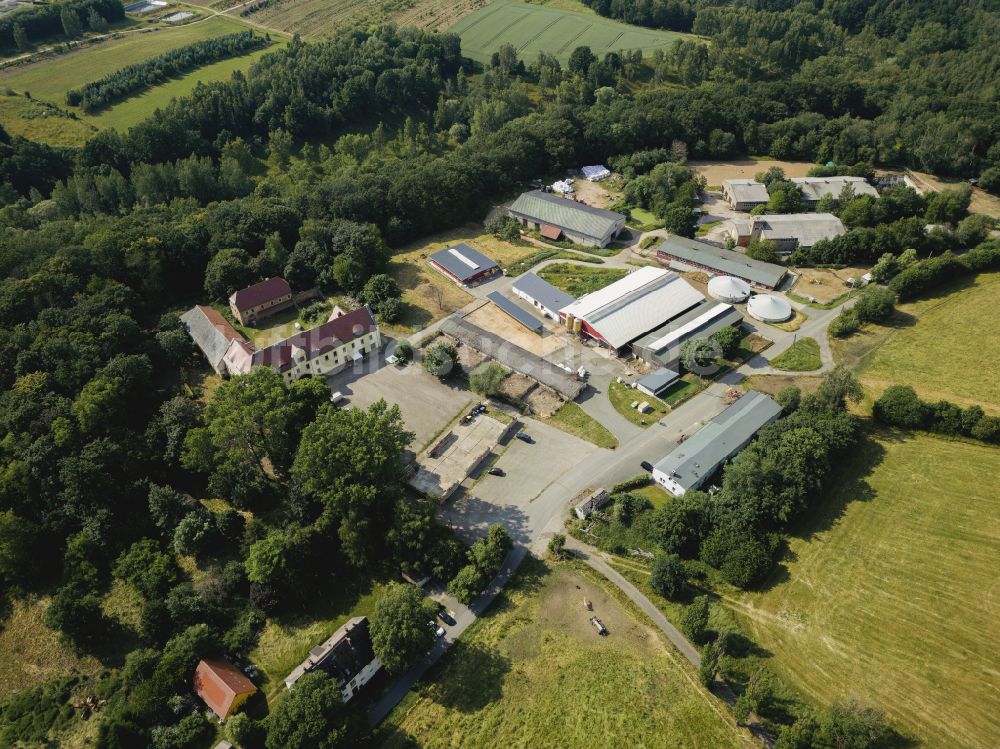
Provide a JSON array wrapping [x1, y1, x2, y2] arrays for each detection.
[[537, 263, 626, 296], [0, 94, 97, 146], [769, 337, 821, 371], [609, 379, 668, 426], [859, 272, 1000, 410], [732, 432, 1000, 749], [0, 16, 282, 137], [541, 401, 618, 449], [381, 560, 753, 748], [449, 0, 686, 64]]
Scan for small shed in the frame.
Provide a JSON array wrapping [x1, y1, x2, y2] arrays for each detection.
[[194, 659, 257, 720], [540, 224, 563, 240], [635, 367, 679, 398], [574, 488, 610, 520]]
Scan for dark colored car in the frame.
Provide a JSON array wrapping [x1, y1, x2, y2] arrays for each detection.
[[487, 467, 505, 477], [515, 432, 533, 443], [640, 460, 654, 472], [437, 609, 456, 626]]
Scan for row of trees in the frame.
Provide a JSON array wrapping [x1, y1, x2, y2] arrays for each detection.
[[66, 31, 270, 112], [873, 385, 1000, 443]]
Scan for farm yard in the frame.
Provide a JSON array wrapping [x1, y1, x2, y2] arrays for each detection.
[[379, 560, 753, 749], [733, 432, 1000, 749], [847, 271, 1000, 411], [448, 0, 687, 64], [0, 16, 281, 136]]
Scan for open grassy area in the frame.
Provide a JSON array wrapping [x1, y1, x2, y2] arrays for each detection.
[[609, 379, 668, 426], [449, 0, 686, 64], [769, 337, 821, 371], [0, 596, 103, 700], [0, 16, 278, 135], [537, 263, 627, 296], [732, 431, 1000, 749], [0, 93, 96, 146], [541, 401, 618, 449], [380, 559, 753, 748], [857, 272, 1000, 411], [251, 578, 388, 699]]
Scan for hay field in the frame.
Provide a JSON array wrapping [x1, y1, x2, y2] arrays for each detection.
[[733, 432, 1000, 749], [857, 271, 1000, 411], [449, 0, 685, 64], [381, 560, 753, 748], [244, 0, 488, 36], [0, 16, 276, 136]]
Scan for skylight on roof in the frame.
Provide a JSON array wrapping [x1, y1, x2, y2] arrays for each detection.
[[449, 247, 479, 270]]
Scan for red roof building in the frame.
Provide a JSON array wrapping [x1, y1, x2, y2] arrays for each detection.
[[193, 659, 257, 720], [229, 277, 294, 325]]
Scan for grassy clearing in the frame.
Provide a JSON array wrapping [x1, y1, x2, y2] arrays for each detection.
[[251, 578, 388, 698], [380, 559, 753, 748], [609, 379, 668, 426], [0, 17, 273, 131], [537, 263, 627, 296], [734, 431, 1000, 749], [769, 337, 821, 371], [0, 596, 103, 700], [857, 272, 1000, 410], [0, 93, 96, 146], [449, 0, 686, 64], [541, 401, 618, 449]]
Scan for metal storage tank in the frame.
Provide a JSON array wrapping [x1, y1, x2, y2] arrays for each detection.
[[707, 275, 752, 304], [746, 294, 793, 323]]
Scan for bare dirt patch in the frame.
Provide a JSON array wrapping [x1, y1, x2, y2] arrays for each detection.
[[463, 303, 570, 357], [791, 266, 868, 303], [689, 158, 818, 185], [571, 177, 620, 209]]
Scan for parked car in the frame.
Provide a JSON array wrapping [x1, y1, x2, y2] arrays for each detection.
[[515, 432, 533, 444], [487, 467, 505, 477], [437, 609, 456, 626], [640, 460, 653, 472], [430, 621, 445, 637]]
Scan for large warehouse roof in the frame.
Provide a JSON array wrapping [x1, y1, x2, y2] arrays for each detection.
[[428, 243, 498, 283], [752, 213, 845, 248], [790, 176, 879, 201], [560, 266, 704, 349], [652, 391, 782, 493], [724, 179, 769, 204], [656, 235, 786, 288], [509, 191, 624, 242]]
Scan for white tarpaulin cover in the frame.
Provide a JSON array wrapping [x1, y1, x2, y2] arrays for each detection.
[[581, 165, 611, 181], [551, 180, 574, 194]]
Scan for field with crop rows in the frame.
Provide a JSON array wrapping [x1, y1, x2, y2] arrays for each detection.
[[449, 0, 685, 64]]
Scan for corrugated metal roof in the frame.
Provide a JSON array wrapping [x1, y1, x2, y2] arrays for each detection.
[[508, 191, 624, 241], [652, 391, 782, 491], [789, 176, 879, 201], [752, 213, 845, 248], [635, 367, 680, 394], [656, 235, 786, 288], [723, 179, 769, 204], [511, 272, 575, 313], [560, 266, 705, 349], [633, 301, 743, 365], [487, 291, 543, 333], [428, 243, 498, 282]]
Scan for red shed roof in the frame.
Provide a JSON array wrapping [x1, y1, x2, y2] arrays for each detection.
[[230, 277, 292, 312], [540, 223, 563, 240], [194, 659, 256, 719]]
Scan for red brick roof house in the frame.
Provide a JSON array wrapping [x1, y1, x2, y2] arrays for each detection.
[[193, 659, 257, 720], [251, 305, 382, 383], [229, 277, 294, 325]]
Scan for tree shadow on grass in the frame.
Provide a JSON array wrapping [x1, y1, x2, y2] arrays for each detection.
[[422, 641, 511, 713]]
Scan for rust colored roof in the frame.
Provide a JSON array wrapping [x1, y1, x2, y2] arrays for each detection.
[[196, 305, 244, 343], [540, 223, 563, 240], [231, 277, 292, 312], [194, 659, 257, 719], [252, 305, 378, 371]]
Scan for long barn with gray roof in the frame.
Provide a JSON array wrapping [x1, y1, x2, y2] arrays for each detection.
[[508, 190, 626, 247]]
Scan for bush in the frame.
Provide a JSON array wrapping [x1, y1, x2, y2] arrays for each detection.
[[828, 307, 860, 337], [447, 564, 484, 604], [422, 342, 459, 378], [681, 595, 711, 644], [853, 285, 896, 322], [469, 362, 507, 396], [649, 553, 685, 599], [612, 474, 652, 493], [547, 533, 567, 559], [393, 339, 413, 363], [711, 325, 743, 358], [872, 385, 926, 428], [776, 386, 801, 413], [746, 239, 779, 263], [485, 214, 521, 242]]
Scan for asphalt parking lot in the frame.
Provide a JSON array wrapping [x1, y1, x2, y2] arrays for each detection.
[[326, 350, 474, 454], [440, 416, 599, 544]]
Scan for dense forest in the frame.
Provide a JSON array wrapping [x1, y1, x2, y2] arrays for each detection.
[[0, 0, 123, 52], [0, 2, 998, 745]]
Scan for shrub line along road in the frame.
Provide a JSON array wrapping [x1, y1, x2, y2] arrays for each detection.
[[372, 243, 854, 733]]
